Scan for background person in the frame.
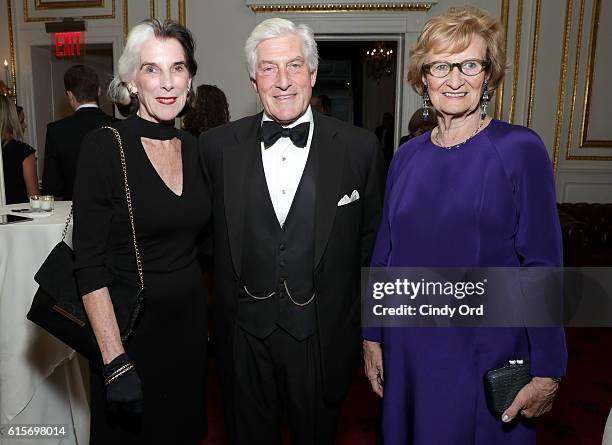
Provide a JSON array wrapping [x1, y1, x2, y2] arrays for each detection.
[[0, 95, 39, 204], [42, 64, 116, 200], [375, 112, 395, 169], [363, 6, 566, 444], [182, 84, 230, 137], [73, 19, 209, 444], [310, 93, 332, 115], [398, 106, 437, 146], [16, 104, 27, 133]]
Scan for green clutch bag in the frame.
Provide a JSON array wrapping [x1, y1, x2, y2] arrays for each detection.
[[484, 359, 531, 416]]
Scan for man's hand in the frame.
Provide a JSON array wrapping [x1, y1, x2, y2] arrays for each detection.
[[502, 376, 560, 422], [363, 340, 384, 397]]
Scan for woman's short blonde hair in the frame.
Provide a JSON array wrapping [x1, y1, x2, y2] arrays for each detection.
[[407, 6, 507, 95]]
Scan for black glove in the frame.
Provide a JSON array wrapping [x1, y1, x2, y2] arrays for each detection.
[[102, 353, 143, 414]]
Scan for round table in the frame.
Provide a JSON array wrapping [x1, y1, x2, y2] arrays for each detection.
[[0, 201, 89, 444]]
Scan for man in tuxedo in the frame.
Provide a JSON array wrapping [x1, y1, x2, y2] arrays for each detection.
[[200, 18, 383, 444], [42, 64, 115, 199]]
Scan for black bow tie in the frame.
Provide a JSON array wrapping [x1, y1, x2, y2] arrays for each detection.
[[261, 121, 310, 148]]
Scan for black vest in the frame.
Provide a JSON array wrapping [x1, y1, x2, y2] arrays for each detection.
[[237, 143, 317, 340]]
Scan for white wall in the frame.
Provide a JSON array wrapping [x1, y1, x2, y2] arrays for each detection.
[[187, 0, 257, 120], [2, 0, 610, 202]]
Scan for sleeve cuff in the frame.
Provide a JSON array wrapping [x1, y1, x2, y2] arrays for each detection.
[[528, 327, 568, 377], [362, 327, 382, 343], [75, 266, 112, 297]]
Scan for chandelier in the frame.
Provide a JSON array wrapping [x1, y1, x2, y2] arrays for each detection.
[[365, 43, 394, 85]]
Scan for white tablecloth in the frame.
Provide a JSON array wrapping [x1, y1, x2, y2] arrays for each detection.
[[0, 201, 89, 444]]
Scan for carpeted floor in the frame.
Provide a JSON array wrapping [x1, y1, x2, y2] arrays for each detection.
[[537, 328, 612, 444], [202, 327, 612, 444]]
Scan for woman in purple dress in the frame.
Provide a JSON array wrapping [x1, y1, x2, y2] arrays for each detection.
[[362, 6, 567, 444]]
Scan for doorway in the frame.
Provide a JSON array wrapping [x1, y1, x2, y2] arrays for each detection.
[[314, 36, 402, 162]]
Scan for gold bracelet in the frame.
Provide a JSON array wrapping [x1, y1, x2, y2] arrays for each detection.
[[104, 363, 131, 386], [104, 363, 134, 386]]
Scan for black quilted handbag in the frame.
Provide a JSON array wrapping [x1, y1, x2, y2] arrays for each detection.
[[27, 127, 145, 365]]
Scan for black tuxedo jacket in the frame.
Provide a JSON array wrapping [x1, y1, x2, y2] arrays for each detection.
[[42, 107, 116, 199], [199, 110, 384, 400]]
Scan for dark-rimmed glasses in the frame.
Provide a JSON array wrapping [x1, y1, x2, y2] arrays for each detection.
[[422, 59, 490, 77]]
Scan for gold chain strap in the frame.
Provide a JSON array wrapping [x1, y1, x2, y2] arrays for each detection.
[[61, 206, 72, 242], [102, 126, 145, 292]]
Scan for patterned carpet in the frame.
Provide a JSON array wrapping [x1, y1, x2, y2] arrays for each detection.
[[202, 327, 612, 444]]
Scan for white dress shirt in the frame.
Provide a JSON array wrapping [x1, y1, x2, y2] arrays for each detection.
[[261, 107, 314, 227], [74, 103, 99, 111]]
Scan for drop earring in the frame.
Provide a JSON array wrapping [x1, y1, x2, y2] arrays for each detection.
[[481, 81, 489, 119], [422, 85, 430, 121]]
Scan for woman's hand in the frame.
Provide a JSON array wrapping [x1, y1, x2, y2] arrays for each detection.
[[103, 353, 143, 413], [363, 340, 384, 397], [502, 376, 560, 422]]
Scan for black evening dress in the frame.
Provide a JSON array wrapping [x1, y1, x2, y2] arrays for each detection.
[[2, 139, 36, 204], [73, 115, 210, 444]]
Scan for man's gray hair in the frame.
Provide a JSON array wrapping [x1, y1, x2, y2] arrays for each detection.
[[244, 18, 319, 80]]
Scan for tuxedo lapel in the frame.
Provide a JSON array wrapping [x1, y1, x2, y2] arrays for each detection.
[[223, 113, 262, 277], [313, 113, 344, 269]]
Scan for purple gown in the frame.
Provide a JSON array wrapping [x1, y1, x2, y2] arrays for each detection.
[[363, 119, 567, 444]]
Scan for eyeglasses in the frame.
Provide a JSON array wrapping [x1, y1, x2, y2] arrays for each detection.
[[422, 59, 490, 78]]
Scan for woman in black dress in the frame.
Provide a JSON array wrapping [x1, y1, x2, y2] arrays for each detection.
[[72, 19, 209, 444], [1, 95, 39, 204]]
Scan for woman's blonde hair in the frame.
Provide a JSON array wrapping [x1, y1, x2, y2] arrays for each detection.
[[0, 95, 23, 144], [407, 6, 507, 95]]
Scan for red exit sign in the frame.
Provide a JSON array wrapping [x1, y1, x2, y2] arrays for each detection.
[[55, 32, 82, 57]]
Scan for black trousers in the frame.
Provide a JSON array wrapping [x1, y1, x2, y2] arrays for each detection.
[[232, 325, 343, 445]]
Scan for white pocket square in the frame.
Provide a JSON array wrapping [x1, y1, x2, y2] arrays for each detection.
[[337, 190, 360, 207]]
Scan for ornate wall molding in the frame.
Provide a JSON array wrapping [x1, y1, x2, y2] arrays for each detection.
[[508, 0, 523, 124], [579, 0, 610, 149], [552, 0, 573, 174], [246, 3, 433, 13], [6, 0, 17, 97], [562, 0, 611, 160], [162, 1, 186, 24], [494, 0, 509, 120], [122, 0, 127, 41], [178, 0, 185, 25], [565, 0, 586, 157], [34, 0, 104, 9], [526, 0, 541, 128], [24, 0, 115, 22]]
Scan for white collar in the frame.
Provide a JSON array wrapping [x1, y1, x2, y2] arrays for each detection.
[[261, 106, 314, 128], [75, 103, 99, 111]]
